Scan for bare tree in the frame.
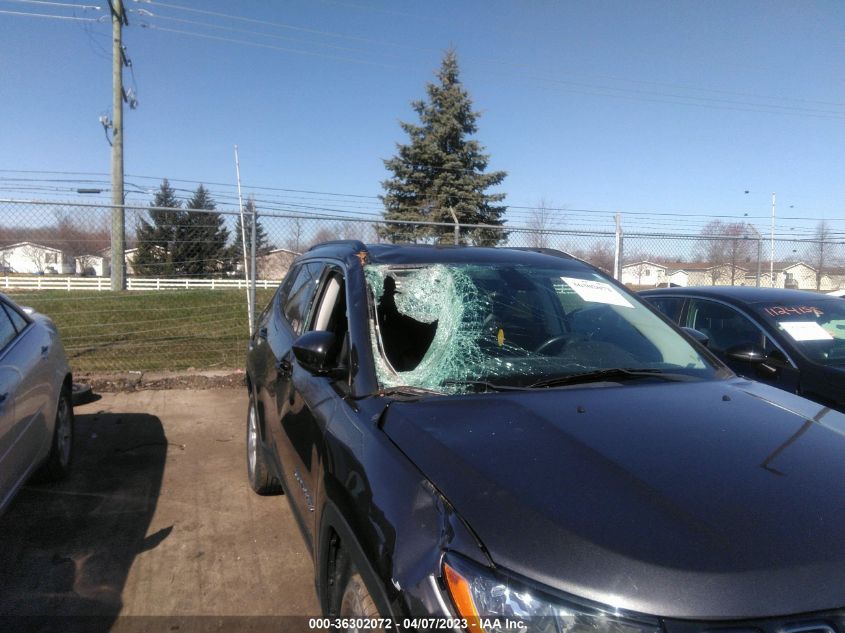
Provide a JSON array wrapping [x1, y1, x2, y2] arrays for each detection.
[[339, 221, 366, 241], [696, 220, 753, 285], [586, 241, 615, 274], [309, 227, 340, 249], [570, 241, 620, 276], [21, 244, 49, 273], [527, 199, 558, 249], [286, 216, 304, 254], [807, 220, 833, 290]]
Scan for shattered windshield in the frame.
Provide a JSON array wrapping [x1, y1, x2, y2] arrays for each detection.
[[365, 263, 716, 393]]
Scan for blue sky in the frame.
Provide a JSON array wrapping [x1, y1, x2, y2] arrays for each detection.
[[1, 0, 843, 239]]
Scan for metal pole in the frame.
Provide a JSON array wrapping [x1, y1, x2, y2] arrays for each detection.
[[250, 198, 257, 335], [613, 213, 623, 281], [234, 145, 253, 336], [110, 0, 125, 291], [770, 192, 776, 288], [449, 207, 460, 246]]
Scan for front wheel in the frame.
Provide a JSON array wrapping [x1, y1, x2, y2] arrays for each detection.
[[339, 570, 382, 631], [246, 390, 281, 495]]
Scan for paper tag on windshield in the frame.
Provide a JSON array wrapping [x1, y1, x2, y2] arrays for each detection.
[[779, 321, 833, 341], [560, 277, 633, 308]]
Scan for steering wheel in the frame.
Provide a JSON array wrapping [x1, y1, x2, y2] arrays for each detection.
[[534, 334, 573, 355]]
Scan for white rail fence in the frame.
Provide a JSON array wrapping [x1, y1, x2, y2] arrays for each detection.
[[1, 276, 282, 291]]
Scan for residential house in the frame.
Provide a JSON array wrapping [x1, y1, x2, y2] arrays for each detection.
[[751, 262, 844, 291], [256, 248, 298, 280], [75, 253, 110, 277], [0, 241, 74, 274], [620, 261, 668, 287]]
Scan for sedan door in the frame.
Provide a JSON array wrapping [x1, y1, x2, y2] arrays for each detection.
[[684, 298, 800, 392], [0, 303, 45, 507]]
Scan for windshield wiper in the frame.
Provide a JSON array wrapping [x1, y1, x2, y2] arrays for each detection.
[[443, 379, 531, 392], [529, 368, 696, 388], [352, 385, 445, 400]]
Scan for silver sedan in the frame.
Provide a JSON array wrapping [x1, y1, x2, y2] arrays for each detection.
[[0, 293, 73, 515]]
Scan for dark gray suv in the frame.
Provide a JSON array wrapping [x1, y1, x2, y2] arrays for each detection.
[[246, 241, 845, 630]]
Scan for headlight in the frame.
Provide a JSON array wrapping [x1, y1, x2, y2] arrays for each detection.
[[442, 554, 661, 633]]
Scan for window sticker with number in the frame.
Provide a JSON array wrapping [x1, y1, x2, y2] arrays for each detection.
[[779, 321, 834, 342], [764, 305, 824, 318], [559, 277, 633, 308]]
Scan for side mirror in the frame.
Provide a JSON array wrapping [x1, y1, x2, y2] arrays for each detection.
[[726, 343, 767, 363], [682, 327, 710, 348], [292, 330, 336, 375]]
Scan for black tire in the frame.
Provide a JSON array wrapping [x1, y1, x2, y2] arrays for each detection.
[[39, 386, 74, 481], [246, 390, 282, 495], [339, 569, 382, 631]]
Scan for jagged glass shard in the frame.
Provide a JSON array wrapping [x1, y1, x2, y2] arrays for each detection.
[[366, 264, 486, 392]]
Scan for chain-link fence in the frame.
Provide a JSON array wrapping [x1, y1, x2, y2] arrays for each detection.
[[2, 199, 843, 373]]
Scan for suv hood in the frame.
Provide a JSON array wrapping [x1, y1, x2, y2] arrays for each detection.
[[381, 378, 845, 618]]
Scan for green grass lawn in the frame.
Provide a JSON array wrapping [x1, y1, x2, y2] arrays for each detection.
[[7, 289, 277, 373]]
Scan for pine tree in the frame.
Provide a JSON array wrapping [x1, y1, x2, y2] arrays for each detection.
[[231, 196, 273, 263], [134, 179, 185, 276], [380, 50, 507, 245], [174, 185, 230, 276]]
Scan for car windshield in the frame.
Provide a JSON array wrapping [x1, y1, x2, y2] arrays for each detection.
[[365, 262, 718, 393], [753, 299, 845, 366]]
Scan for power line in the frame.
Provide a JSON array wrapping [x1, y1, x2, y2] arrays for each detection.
[[132, 1, 845, 118], [139, 24, 398, 69], [132, 11, 376, 56], [0, 8, 99, 20], [5, 0, 101, 9]]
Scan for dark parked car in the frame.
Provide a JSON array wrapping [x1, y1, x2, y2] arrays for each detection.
[[246, 242, 845, 628], [0, 294, 73, 515], [641, 286, 845, 412]]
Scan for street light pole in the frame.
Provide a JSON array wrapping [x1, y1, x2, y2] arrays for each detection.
[[770, 192, 776, 288]]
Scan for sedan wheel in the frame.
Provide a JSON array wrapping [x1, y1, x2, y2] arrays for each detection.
[[38, 387, 74, 481]]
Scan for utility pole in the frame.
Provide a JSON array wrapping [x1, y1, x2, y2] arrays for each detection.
[[613, 213, 623, 281], [110, 0, 127, 290]]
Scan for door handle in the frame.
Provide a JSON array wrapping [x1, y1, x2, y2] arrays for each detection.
[[40, 345, 50, 358], [258, 327, 268, 340]]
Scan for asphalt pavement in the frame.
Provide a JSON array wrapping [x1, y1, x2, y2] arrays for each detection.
[[0, 388, 320, 632]]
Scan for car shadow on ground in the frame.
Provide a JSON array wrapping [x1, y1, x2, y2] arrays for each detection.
[[0, 410, 168, 633]]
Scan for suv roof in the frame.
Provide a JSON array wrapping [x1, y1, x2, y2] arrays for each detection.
[[305, 240, 581, 268]]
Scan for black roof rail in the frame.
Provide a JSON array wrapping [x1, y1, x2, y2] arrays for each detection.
[[306, 239, 368, 253]]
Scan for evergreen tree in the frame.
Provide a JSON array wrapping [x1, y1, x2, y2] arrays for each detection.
[[380, 50, 507, 245], [134, 179, 185, 276], [230, 196, 273, 264], [174, 185, 230, 276]]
